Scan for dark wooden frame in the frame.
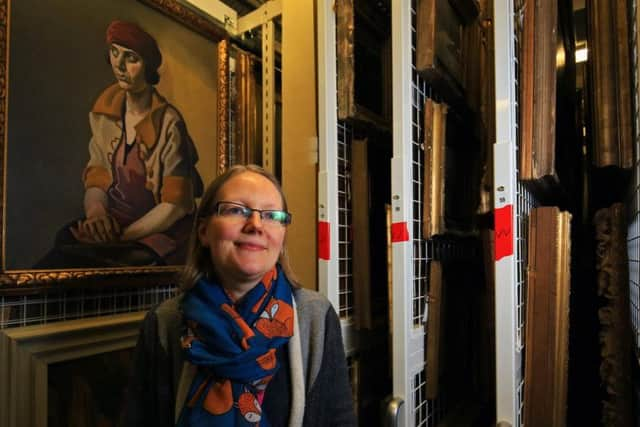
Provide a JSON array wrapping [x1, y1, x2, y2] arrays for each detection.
[[336, 0, 392, 130], [0, 0, 226, 291], [0, 311, 145, 427], [422, 99, 447, 239], [524, 207, 571, 426]]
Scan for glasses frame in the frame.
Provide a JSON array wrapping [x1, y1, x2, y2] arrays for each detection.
[[213, 201, 292, 225]]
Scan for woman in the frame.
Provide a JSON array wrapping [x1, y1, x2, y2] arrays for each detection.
[[36, 20, 202, 268], [124, 165, 356, 426]]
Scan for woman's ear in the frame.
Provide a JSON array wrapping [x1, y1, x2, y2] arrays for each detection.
[[197, 220, 209, 248]]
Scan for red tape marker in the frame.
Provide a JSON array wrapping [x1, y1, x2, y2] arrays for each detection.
[[391, 222, 410, 243], [495, 204, 513, 260], [318, 221, 330, 260]]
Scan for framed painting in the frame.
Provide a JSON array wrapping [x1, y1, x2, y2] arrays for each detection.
[[0, 311, 145, 427], [0, 0, 227, 289], [217, 39, 282, 178]]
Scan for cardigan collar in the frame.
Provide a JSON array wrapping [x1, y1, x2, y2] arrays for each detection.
[[91, 83, 168, 150]]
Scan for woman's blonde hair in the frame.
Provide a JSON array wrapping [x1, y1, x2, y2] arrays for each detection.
[[179, 164, 299, 291]]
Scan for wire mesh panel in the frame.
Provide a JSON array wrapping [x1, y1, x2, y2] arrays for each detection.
[[410, 49, 430, 328], [630, 213, 640, 355], [511, 0, 539, 421], [629, 0, 640, 360], [631, 170, 640, 356], [409, 1, 431, 423], [337, 119, 354, 320], [409, 0, 443, 424], [412, 371, 444, 427], [515, 182, 535, 350], [0, 285, 175, 329], [514, 182, 535, 425]]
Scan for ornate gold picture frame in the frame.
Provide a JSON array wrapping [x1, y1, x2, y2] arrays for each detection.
[[0, 0, 227, 289]]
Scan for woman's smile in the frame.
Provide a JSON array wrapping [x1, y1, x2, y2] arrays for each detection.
[[235, 241, 266, 251]]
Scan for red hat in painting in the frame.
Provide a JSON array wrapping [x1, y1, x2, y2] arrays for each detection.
[[106, 20, 162, 72]]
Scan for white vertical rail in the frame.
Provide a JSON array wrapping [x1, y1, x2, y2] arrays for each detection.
[[315, 0, 359, 353], [316, 0, 339, 310], [391, 0, 423, 425], [262, 19, 275, 173], [493, 0, 520, 425]]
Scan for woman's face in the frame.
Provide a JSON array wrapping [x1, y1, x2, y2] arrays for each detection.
[[198, 172, 287, 292], [109, 43, 148, 93]]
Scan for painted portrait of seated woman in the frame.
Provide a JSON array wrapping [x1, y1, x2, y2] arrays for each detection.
[[35, 20, 203, 269]]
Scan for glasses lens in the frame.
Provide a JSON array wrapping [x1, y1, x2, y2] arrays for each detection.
[[263, 210, 291, 225], [218, 203, 249, 218]]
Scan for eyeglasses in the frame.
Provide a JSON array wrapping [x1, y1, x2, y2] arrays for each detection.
[[213, 201, 292, 226]]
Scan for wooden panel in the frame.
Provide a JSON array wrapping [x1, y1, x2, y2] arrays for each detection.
[[351, 138, 372, 330], [336, 0, 392, 128], [233, 51, 260, 166], [337, 0, 355, 120], [416, 0, 465, 103], [425, 260, 444, 399], [531, 0, 557, 180], [520, 0, 557, 181], [0, 312, 144, 427], [448, 0, 480, 25], [588, 0, 633, 168], [477, 0, 494, 215], [416, 0, 436, 72], [612, 0, 633, 169], [518, 0, 534, 180], [423, 99, 448, 239], [594, 204, 632, 426], [461, 13, 493, 215], [461, 20, 482, 127], [524, 206, 571, 427]]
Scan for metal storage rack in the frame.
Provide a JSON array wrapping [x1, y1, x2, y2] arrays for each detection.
[[317, 0, 444, 423], [0, 286, 175, 329], [629, 0, 640, 363], [388, 0, 462, 424], [318, 0, 535, 425]]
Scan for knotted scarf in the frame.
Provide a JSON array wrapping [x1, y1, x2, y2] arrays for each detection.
[[177, 265, 294, 426]]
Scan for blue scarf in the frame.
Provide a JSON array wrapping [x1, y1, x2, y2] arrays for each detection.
[[177, 265, 294, 426]]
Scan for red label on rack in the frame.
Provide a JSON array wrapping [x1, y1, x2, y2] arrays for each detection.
[[495, 204, 513, 260], [391, 222, 410, 243], [318, 221, 330, 260]]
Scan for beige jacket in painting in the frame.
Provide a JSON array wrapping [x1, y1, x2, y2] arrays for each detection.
[[83, 83, 203, 212]]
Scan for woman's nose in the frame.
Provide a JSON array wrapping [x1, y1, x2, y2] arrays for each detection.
[[244, 211, 264, 231], [114, 56, 126, 71]]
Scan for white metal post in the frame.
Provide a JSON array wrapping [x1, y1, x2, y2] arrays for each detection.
[[316, 0, 339, 311], [493, 0, 521, 425], [183, 0, 238, 33], [237, 0, 282, 34], [315, 0, 358, 353], [390, 0, 423, 425]]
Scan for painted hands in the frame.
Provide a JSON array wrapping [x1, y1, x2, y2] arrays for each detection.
[[70, 214, 122, 243]]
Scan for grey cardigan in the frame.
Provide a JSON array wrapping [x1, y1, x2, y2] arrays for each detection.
[[123, 287, 356, 426]]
